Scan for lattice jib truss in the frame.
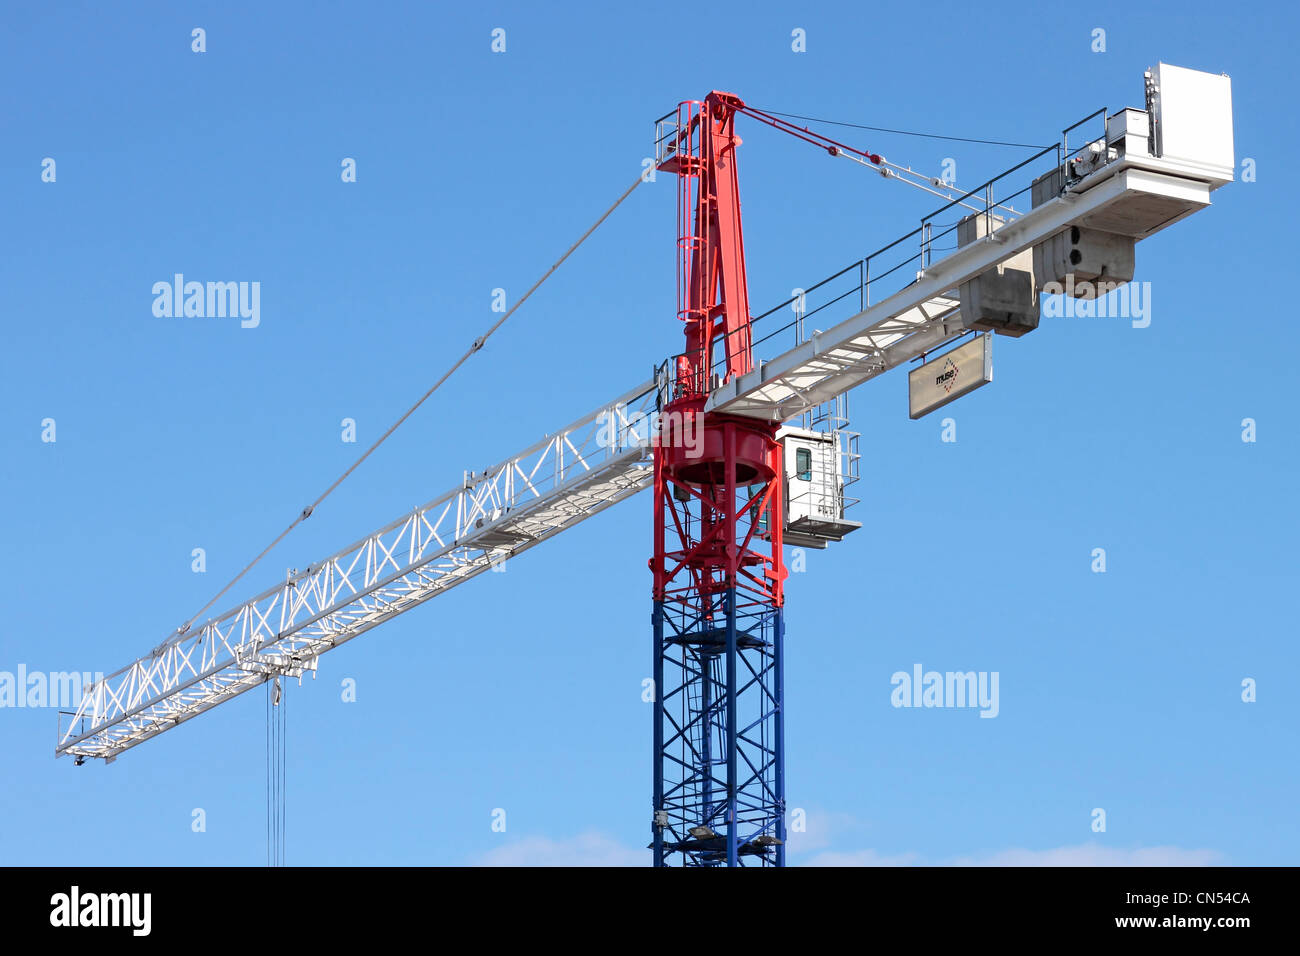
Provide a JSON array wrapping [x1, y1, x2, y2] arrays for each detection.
[[57, 380, 659, 762]]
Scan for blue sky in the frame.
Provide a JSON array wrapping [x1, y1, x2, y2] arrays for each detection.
[[1, 0, 1295, 866]]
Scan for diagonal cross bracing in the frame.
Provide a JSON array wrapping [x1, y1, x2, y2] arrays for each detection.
[[57, 381, 658, 761]]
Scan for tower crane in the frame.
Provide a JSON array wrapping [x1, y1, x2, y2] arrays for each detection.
[[56, 63, 1235, 867]]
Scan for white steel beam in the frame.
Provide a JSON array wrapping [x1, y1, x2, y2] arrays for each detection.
[[708, 161, 1217, 423], [57, 381, 659, 761]]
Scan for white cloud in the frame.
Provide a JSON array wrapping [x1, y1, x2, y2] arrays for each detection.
[[471, 831, 644, 867], [784, 807, 871, 854], [789, 809, 1222, 867], [944, 845, 1223, 867], [469, 828, 1222, 868], [800, 848, 922, 866], [801, 843, 1222, 867]]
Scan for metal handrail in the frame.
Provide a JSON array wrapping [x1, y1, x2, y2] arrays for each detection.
[[655, 105, 1124, 401]]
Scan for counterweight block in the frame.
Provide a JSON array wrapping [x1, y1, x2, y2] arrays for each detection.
[[956, 213, 1041, 338]]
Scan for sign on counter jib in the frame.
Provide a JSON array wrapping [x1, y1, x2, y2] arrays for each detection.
[[908, 333, 993, 420]]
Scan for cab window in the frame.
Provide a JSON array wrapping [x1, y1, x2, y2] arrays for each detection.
[[796, 447, 812, 481]]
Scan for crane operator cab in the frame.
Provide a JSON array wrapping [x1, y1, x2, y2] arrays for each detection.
[[776, 426, 860, 549]]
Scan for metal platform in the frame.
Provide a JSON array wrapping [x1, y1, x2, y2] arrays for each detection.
[[785, 515, 862, 550], [702, 74, 1233, 425], [708, 150, 1228, 424]]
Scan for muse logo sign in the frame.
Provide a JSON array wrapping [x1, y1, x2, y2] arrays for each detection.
[[908, 333, 993, 420], [935, 357, 959, 394]]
